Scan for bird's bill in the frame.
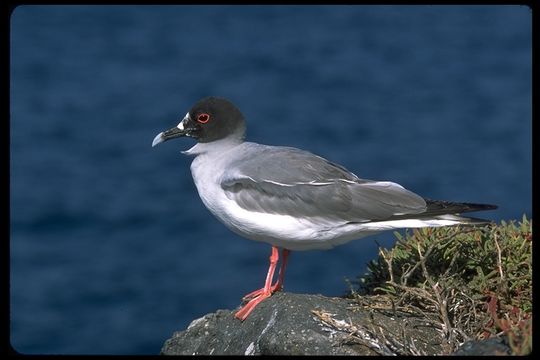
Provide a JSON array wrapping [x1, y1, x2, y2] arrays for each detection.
[[152, 113, 193, 147], [152, 127, 188, 147]]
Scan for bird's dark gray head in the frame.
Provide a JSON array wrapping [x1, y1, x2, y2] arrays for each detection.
[[152, 96, 246, 147]]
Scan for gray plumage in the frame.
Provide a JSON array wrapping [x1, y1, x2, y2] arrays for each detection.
[[221, 143, 427, 222]]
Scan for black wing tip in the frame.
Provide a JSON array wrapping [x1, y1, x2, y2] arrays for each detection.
[[464, 203, 498, 211], [424, 199, 498, 213]]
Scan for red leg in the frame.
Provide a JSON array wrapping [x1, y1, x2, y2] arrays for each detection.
[[235, 246, 280, 320], [272, 249, 290, 292], [241, 248, 290, 300]]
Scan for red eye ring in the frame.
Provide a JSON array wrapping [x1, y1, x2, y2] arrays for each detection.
[[197, 113, 210, 124]]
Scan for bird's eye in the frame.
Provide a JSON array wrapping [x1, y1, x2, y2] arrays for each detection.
[[197, 113, 210, 124]]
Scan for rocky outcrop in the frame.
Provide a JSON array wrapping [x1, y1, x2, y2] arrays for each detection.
[[161, 292, 512, 355], [161, 292, 447, 355]]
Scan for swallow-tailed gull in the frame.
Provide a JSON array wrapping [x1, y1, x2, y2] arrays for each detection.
[[152, 96, 496, 321]]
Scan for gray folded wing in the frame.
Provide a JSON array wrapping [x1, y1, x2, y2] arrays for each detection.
[[221, 145, 427, 222]]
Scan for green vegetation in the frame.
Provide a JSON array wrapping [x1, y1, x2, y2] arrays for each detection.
[[349, 216, 532, 355]]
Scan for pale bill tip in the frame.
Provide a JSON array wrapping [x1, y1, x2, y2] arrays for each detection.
[[152, 132, 165, 147]]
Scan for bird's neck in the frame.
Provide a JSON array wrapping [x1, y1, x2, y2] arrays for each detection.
[[182, 137, 244, 157]]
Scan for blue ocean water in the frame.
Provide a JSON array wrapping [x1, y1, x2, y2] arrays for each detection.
[[10, 5, 531, 355]]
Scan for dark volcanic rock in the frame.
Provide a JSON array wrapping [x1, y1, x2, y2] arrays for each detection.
[[453, 337, 511, 356], [160, 292, 445, 355]]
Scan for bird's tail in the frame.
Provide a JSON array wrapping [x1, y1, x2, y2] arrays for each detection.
[[357, 199, 497, 234], [427, 213, 494, 225], [386, 199, 497, 225]]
